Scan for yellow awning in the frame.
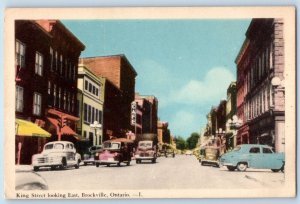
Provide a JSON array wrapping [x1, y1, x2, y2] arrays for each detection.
[[15, 119, 51, 137]]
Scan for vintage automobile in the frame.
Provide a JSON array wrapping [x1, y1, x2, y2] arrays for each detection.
[[135, 140, 157, 163], [83, 145, 102, 165], [185, 150, 193, 156], [16, 166, 48, 190], [95, 138, 134, 167], [32, 141, 81, 171], [135, 133, 158, 163], [201, 146, 220, 167], [219, 144, 285, 172]]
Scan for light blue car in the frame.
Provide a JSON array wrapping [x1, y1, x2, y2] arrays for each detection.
[[219, 144, 285, 172]]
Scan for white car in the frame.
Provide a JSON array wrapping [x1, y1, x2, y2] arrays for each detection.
[[32, 141, 81, 171]]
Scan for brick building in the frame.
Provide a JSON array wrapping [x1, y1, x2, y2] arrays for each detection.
[[80, 55, 137, 139], [134, 93, 158, 134], [235, 18, 285, 152], [15, 20, 85, 164]]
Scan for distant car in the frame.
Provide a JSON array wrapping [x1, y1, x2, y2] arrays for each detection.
[[16, 168, 48, 190], [201, 146, 220, 167], [83, 145, 102, 165], [32, 141, 81, 171], [219, 144, 285, 172], [185, 150, 193, 156]]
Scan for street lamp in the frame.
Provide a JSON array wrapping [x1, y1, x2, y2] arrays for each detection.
[[90, 121, 102, 145], [226, 115, 242, 148]]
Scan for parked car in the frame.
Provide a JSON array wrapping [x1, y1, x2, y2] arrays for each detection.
[[219, 144, 285, 172], [16, 167, 48, 190], [200, 146, 220, 167], [95, 138, 134, 167], [32, 141, 81, 171], [83, 145, 102, 165]]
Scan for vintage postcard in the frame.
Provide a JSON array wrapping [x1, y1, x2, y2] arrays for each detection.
[[4, 7, 296, 199]]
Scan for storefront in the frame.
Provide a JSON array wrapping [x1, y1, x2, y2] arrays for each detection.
[[15, 119, 51, 164]]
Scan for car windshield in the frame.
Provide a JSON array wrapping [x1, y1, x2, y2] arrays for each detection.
[[139, 141, 152, 148], [103, 142, 120, 150], [44, 143, 64, 150]]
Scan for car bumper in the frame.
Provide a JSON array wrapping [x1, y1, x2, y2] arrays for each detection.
[[32, 160, 62, 167], [135, 155, 155, 160], [95, 160, 119, 164]]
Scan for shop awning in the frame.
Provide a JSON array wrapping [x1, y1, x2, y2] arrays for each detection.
[[47, 117, 83, 140], [47, 108, 79, 121], [15, 119, 51, 138]]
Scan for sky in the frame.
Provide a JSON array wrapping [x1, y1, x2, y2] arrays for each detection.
[[62, 19, 251, 138]]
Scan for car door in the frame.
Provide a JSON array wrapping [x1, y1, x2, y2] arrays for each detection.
[[248, 146, 264, 168], [261, 147, 282, 169]]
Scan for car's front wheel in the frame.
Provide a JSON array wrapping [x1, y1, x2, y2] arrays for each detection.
[[33, 166, 39, 171], [75, 160, 80, 169], [237, 162, 247, 171]]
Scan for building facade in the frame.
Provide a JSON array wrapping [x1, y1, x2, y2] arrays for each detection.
[[80, 55, 137, 139], [15, 20, 85, 164], [77, 64, 104, 146], [134, 93, 158, 135], [225, 82, 237, 149], [236, 18, 285, 152]]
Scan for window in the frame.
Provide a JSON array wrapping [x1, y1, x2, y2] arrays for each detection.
[[33, 92, 42, 116], [55, 51, 58, 71], [50, 47, 53, 71], [47, 81, 51, 95], [63, 90, 67, 110], [53, 84, 57, 107], [92, 86, 96, 95], [89, 83, 92, 92], [249, 147, 260, 154], [60, 55, 63, 75], [95, 109, 98, 122], [83, 131, 87, 138], [69, 63, 72, 79], [16, 40, 26, 68], [58, 88, 62, 108], [263, 148, 273, 154], [72, 95, 75, 113], [73, 65, 76, 80], [35, 52, 43, 76], [92, 107, 95, 122], [16, 86, 24, 112], [98, 110, 102, 123], [269, 42, 274, 69], [85, 80, 88, 90], [84, 103, 88, 122], [95, 88, 99, 96], [88, 105, 91, 123]]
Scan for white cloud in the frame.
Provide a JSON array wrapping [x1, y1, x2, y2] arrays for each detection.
[[170, 67, 235, 105]]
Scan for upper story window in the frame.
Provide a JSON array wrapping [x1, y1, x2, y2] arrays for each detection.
[[60, 55, 63, 75], [84, 78, 101, 98], [54, 51, 58, 71], [50, 47, 53, 71], [33, 92, 42, 116], [35, 52, 43, 76], [16, 40, 26, 68], [16, 86, 24, 112]]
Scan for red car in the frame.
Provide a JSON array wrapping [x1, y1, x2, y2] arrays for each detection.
[[95, 138, 134, 167]]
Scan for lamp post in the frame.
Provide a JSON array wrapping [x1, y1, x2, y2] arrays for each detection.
[[90, 121, 102, 145], [226, 115, 242, 148]]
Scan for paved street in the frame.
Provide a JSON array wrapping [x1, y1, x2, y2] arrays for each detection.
[[32, 155, 285, 190]]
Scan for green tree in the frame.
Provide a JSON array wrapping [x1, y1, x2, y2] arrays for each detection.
[[186, 132, 200, 149], [174, 136, 186, 150]]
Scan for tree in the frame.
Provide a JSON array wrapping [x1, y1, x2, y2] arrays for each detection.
[[174, 136, 186, 150], [186, 132, 200, 150]]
